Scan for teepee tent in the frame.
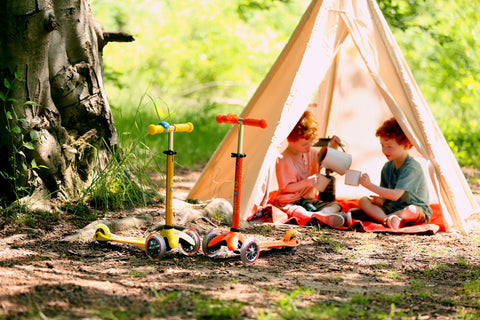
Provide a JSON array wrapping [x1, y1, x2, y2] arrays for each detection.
[[187, 0, 479, 234]]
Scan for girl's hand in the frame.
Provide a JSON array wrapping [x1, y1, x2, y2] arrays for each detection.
[[328, 135, 341, 149], [306, 174, 317, 187]]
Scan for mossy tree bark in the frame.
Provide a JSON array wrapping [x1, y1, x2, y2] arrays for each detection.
[[0, 0, 133, 209]]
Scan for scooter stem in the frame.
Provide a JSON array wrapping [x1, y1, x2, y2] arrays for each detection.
[[164, 128, 176, 227], [216, 114, 266, 232], [231, 119, 245, 231]]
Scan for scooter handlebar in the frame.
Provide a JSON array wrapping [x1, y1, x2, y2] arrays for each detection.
[[148, 122, 194, 135], [216, 113, 267, 129]]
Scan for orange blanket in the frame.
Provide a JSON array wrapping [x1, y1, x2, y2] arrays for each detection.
[[336, 198, 444, 234], [248, 198, 446, 235]]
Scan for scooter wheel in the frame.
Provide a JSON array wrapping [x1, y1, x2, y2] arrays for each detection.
[[93, 224, 111, 243], [179, 228, 201, 256], [145, 234, 166, 260], [240, 237, 260, 265], [286, 234, 299, 252], [202, 230, 222, 257]]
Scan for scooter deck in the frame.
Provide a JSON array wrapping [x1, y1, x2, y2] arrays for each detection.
[[259, 238, 300, 250], [94, 229, 146, 249]]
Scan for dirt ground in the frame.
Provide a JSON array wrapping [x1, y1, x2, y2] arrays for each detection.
[[1, 168, 480, 319]]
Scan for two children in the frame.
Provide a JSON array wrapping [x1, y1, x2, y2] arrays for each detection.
[[273, 113, 430, 230]]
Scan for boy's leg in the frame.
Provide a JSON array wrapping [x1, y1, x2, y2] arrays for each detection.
[[389, 205, 426, 229], [348, 208, 377, 223], [358, 196, 388, 224]]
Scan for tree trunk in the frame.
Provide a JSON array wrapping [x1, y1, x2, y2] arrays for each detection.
[[0, 0, 130, 209]]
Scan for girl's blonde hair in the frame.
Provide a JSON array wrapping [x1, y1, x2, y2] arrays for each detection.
[[287, 111, 318, 142]]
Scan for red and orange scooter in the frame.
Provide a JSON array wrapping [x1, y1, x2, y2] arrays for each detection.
[[202, 113, 300, 265], [93, 121, 201, 260]]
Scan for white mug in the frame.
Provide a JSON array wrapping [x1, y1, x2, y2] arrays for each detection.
[[345, 169, 361, 186], [318, 146, 352, 175]]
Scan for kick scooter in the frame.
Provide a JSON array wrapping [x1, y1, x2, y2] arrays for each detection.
[[202, 113, 300, 265], [93, 121, 201, 260]]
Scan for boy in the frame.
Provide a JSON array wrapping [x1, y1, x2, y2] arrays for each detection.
[[270, 111, 350, 228], [358, 117, 431, 229]]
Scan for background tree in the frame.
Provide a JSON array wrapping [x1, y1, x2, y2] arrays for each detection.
[[0, 0, 132, 209]]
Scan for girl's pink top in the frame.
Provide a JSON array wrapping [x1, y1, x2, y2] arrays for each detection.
[[271, 147, 320, 207]]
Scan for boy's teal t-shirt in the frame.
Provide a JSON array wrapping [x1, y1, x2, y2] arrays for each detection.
[[380, 155, 432, 220]]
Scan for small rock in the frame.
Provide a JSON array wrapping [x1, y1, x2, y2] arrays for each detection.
[[176, 208, 204, 225], [1, 234, 28, 245], [202, 198, 233, 225]]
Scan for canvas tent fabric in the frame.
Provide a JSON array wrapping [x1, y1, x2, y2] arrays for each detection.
[[187, 0, 479, 234]]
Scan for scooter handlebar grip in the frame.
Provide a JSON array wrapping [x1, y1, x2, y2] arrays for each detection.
[[216, 113, 239, 124], [148, 122, 194, 135], [242, 117, 267, 129], [172, 122, 194, 133], [148, 124, 166, 135], [216, 113, 267, 128]]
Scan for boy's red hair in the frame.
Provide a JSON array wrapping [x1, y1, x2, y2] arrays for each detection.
[[287, 111, 318, 142], [376, 117, 412, 149]]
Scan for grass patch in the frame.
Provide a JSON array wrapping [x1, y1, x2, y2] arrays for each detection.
[[151, 290, 245, 319], [464, 279, 480, 295], [312, 228, 345, 252], [257, 288, 403, 320], [113, 100, 239, 168], [408, 279, 433, 299]]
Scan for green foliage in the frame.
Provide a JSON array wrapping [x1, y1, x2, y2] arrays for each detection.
[[0, 69, 44, 208], [440, 118, 480, 167], [377, 0, 426, 31], [90, 0, 310, 170], [89, 0, 480, 170], [389, 0, 480, 164], [77, 140, 161, 212], [373, 1, 480, 171], [237, 0, 293, 21], [93, 0, 308, 115]]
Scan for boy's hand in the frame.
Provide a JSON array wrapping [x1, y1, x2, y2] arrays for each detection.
[[359, 173, 372, 188], [370, 196, 385, 206]]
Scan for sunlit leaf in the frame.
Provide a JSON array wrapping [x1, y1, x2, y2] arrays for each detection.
[[30, 131, 38, 140], [23, 101, 40, 106], [14, 69, 23, 81], [23, 142, 36, 150]]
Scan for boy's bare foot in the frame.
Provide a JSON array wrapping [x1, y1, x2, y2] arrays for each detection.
[[387, 215, 402, 230]]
